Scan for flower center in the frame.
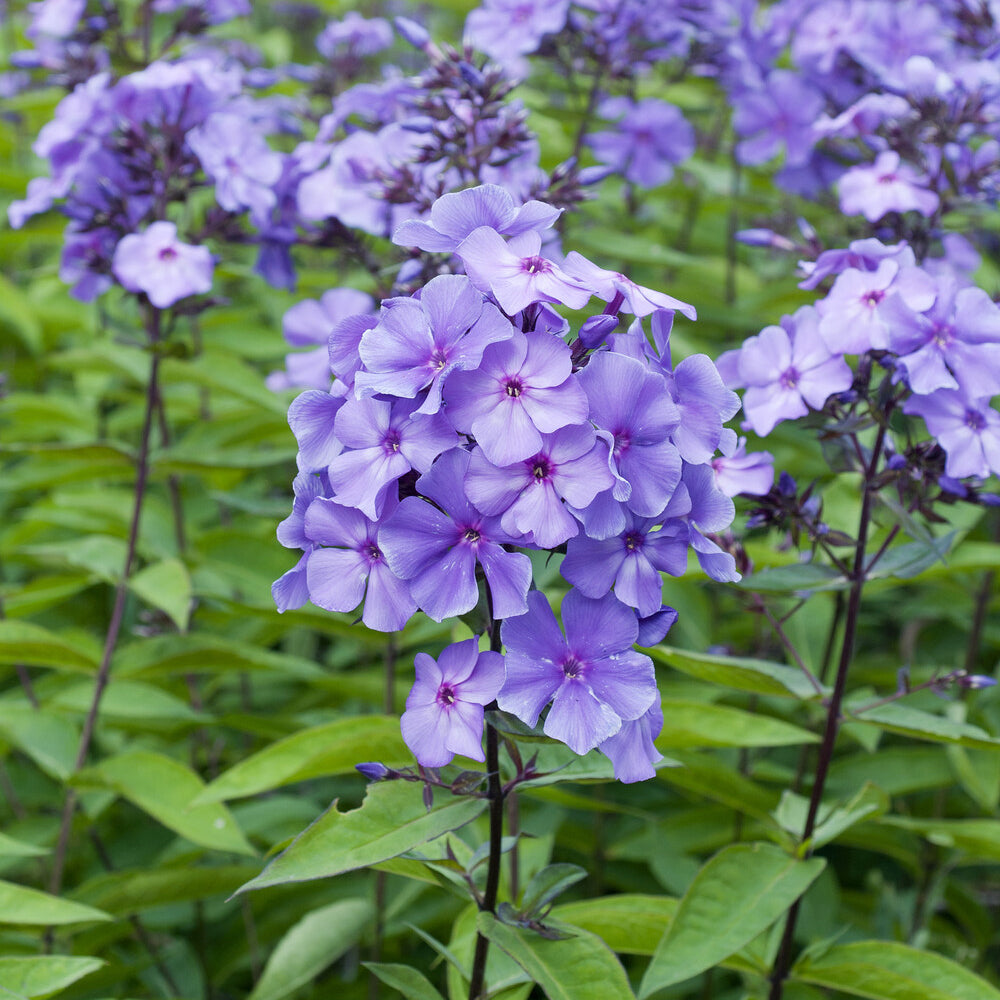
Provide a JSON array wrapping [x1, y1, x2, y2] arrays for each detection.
[[562, 656, 584, 680], [383, 430, 402, 453], [521, 255, 550, 275], [613, 428, 631, 458], [932, 322, 954, 348], [966, 408, 986, 432], [624, 530, 644, 552], [779, 367, 800, 390], [436, 684, 456, 706], [863, 289, 884, 308], [505, 377, 523, 397], [462, 526, 481, 544], [430, 348, 448, 371], [366, 543, 382, 562], [158, 246, 178, 262], [531, 456, 553, 481]]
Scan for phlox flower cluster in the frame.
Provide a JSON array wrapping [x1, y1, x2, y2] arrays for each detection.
[[274, 184, 747, 782], [720, 236, 1000, 484]]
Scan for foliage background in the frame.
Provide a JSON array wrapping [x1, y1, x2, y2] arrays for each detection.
[[2, 2, 1000, 999]]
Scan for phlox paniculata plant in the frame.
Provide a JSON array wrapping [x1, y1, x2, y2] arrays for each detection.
[[274, 183, 747, 783]]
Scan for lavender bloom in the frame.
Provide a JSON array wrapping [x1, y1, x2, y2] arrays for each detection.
[[287, 386, 347, 472], [732, 70, 822, 167], [711, 438, 775, 497], [587, 97, 695, 188], [599, 700, 664, 784], [465, 425, 614, 549], [575, 351, 682, 520], [499, 590, 657, 755], [400, 638, 505, 767], [664, 354, 741, 465], [561, 512, 688, 616], [798, 238, 915, 290], [393, 184, 560, 254], [328, 397, 457, 519], [718, 307, 852, 437], [187, 112, 283, 221], [904, 389, 1000, 480], [464, 0, 569, 74], [838, 151, 940, 222], [379, 450, 532, 622], [561, 252, 696, 320], [444, 331, 588, 466], [456, 228, 592, 315], [112, 221, 214, 309], [355, 275, 513, 414], [304, 497, 417, 633], [885, 280, 1000, 398], [317, 13, 393, 58]]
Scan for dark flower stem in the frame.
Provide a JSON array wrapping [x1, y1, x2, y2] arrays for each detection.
[[48, 306, 163, 898], [468, 617, 505, 1000], [769, 423, 887, 1000]]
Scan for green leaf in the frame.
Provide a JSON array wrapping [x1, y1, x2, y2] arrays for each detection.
[[657, 699, 819, 749], [195, 716, 410, 804], [658, 751, 781, 819], [0, 621, 99, 673], [127, 558, 192, 631], [74, 750, 254, 856], [248, 899, 374, 1000], [477, 912, 635, 1000], [70, 865, 259, 916], [792, 941, 1000, 1000], [645, 646, 824, 699], [849, 703, 1000, 749], [0, 272, 43, 352], [737, 563, 847, 593], [237, 781, 487, 893], [877, 817, 1000, 863], [50, 680, 204, 726], [0, 833, 47, 859], [520, 864, 588, 914], [363, 963, 445, 1000], [0, 881, 110, 926], [0, 957, 104, 999], [0, 705, 80, 781], [551, 896, 676, 955], [773, 784, 889, 850], [640, 843, 826, 996]]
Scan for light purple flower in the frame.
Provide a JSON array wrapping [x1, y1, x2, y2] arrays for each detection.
[[455, 228, 592, 315], [588, 97, 694, 188], [499, 589, 657, 755], [711, 438, 774, 497], [112, 221, 213, 309], [561, 252, 696, 320], [904, 389, 1000, 480], [599, 700, 664, 784], [355, 274, 513, 414], [444, 331, 588, 466], [379, 449, 532, 622], [838, 151, 940, 223], [317, 13, 393, 58], [393, 184, 561, 254], [401, 638, 505, 767], [465, 425, 614, 549], [732, 70, 822, 167], [464, 0, 569, 73]]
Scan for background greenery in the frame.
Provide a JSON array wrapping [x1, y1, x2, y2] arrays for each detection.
[[2, 2, 1000, 999]]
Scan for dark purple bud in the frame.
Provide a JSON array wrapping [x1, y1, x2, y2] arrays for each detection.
[[938, 475, 967, 498], [355, 762, 391, 782], [395, 259, 424, 285], [579, 313, 618, 348], [886, 454, 908, 471], [778, 471, 797, 498], [577, 165, 616, 185], [458, 61, 486, 88], [980, 493, 1000, 507], [422, 781, 434, 811], [395, 16, 430, 49], [959, 673, 998, 689], [736, 228, 795, 251], [550, 156, 578, 182]]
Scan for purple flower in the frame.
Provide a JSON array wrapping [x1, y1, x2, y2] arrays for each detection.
[[599, 701, 664, 783], [328, 397, 457, 519], [379, 449, 532, 622], [304, 497, 417, 633], [499, 589, 657, 755], [838, 151, 940, 223], [465, 425, 614, 548], [112, 221, 213, 309], [393, 184, 561, 254], [287, 386, 347, 472], [711, 438, 775, 497], [400, 638, 505, 767], [732, 70, 822, 167], [464, 0, 569, 73], [561, 512, 688, 616], [588, 97, 694, 188], [904, 389, 1000, 480], [317, 13, 393, 58], [721, 307, 852, 436], [455, 228, 592, 315], [561, 252, 696, 319], [444, 331, 588, 466], [355, 275, 513, 414]]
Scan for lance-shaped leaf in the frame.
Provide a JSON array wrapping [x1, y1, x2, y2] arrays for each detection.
[[0, 881, 110, 926], [477, 912, 635, 1000], [640, 843, 825, 996], [0, 957, 104, 998], [195, 716, 410, 805], [363, 963, 445, 1000], [237, 781, 487, 893], [792, 940, 1000, 1000]]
